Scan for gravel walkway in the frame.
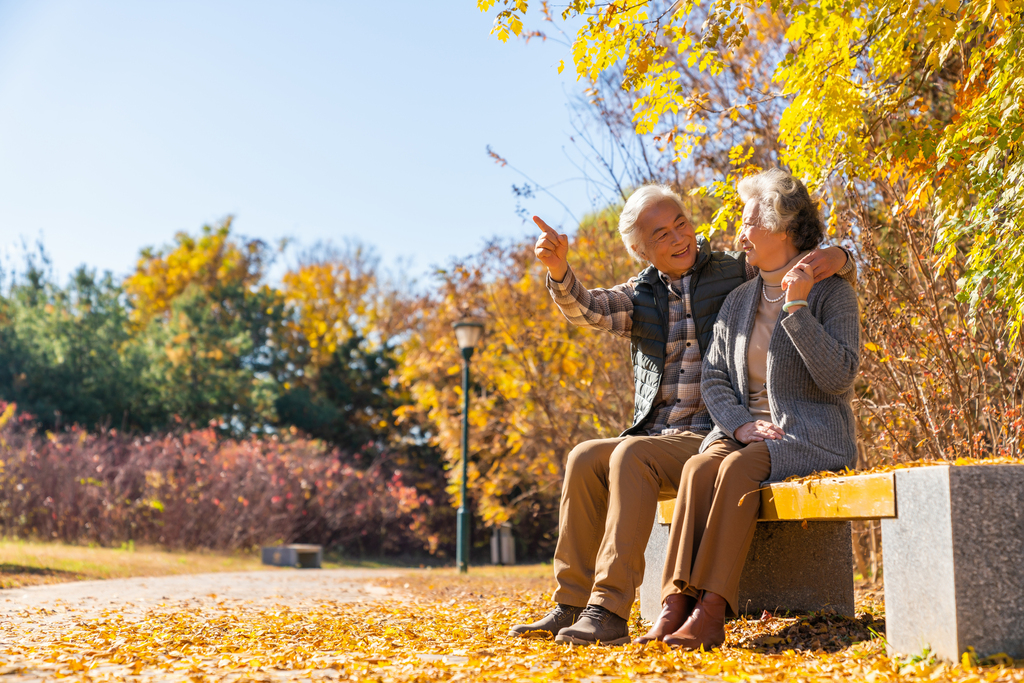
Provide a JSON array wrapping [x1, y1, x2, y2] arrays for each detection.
[[0, 568, 405, 680], [0, 568, 402, 621]]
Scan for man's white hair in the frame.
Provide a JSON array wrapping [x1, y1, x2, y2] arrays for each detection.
[[619, 185, 688, 264]]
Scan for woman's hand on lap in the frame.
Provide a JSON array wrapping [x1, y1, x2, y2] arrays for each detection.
[[735, 420, 785, 443]]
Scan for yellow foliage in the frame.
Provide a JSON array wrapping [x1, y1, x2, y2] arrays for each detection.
[[395, 210, 635, 526], [278, 249, 375, 372], [480, 0, 1024, 338], [0, 402, 15, 431], [125, 218, 266, 327]]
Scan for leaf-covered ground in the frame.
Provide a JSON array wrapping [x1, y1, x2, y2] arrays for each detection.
[[0, 565, 1021, 681]]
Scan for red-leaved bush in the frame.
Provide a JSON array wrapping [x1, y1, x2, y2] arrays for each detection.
[[0, 402, 446, 555]]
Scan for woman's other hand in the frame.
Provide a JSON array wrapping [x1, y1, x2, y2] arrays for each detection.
[[533, 216, 570, 282], [735, 420, 785, 443], [782, 262, 814, 304]]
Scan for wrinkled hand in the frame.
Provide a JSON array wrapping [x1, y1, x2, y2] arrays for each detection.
[[782, 261, 814, 304], [798, 246, 847, 283], [533, 216, 569, 282], [735, 420, 785, 443]]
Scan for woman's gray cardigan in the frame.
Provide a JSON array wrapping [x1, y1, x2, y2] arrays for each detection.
[[699, 274, 860, 483]]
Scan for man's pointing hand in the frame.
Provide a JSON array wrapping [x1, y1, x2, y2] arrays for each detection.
[[533, 216, 569, 282]]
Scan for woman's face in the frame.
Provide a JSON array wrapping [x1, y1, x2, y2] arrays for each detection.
[[739, 199, 794, 271]]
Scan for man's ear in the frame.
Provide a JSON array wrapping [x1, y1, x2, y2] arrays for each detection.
[[630, 243, 647, 262]]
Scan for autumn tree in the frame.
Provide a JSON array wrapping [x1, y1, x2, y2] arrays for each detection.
[[126, 218, 271, 326], [480, 0, 1024, 330], [125, 219, 284, 432], [271, 243, 405, 450], [0, 261, 151, 430], [395, 209, 636, 555]]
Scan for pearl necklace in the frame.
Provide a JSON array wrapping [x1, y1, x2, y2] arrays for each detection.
[[762, 283, 785, 303]]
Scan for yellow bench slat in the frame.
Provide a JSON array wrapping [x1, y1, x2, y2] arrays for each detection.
[[656, 472, 896, 524]]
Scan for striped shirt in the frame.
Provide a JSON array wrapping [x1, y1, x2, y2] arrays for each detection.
[[547, 266, 732, 435]]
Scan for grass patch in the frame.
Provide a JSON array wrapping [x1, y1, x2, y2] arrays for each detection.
[[0, 539, 269, 588], [0, 539, 511, 589]]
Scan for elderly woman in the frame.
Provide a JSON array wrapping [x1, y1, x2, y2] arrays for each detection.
[[635, 168, 860, 650]]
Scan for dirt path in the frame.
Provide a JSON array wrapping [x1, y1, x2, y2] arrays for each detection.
[[0, 568, 403, 620], [0, 568, 406, 680]]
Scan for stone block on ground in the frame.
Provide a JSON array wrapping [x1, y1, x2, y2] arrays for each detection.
[[491, 523, 516, 565], [881, 465, 1024, 661], [261, 544, 323, 569], [640, 521, 671, 623], [736, 521, 854, 617], [640, 519, 854, 622]]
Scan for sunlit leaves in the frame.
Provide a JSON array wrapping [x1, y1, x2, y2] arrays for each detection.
[[277, 244, 377, 374], [395, 213, 634, 533], [480, 0, 753, 163], [125, 218, 268, 328], [480, 0, 1024, 338]]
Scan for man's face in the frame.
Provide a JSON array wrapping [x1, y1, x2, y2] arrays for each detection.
[[634, 198, 698, 279]]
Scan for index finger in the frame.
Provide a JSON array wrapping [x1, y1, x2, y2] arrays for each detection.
[[533, 216, 558, 238]]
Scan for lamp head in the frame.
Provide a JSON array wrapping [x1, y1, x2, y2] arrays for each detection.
[[452, 319, 484, 357]]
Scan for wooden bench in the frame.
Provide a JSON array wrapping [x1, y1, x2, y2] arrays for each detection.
[[640, 464, 1024, 661]]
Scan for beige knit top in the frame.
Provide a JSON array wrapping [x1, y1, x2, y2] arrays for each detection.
[[747, 251, 810, 420]]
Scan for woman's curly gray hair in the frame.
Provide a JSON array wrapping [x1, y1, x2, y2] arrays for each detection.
[[618, 184, 688, 264], [736, 168, 824, 251]]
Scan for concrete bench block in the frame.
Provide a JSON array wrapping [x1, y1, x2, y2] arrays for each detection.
[[641, 520, 854, 622], [881, 465, 1024, 661], [261, 544, 323, 569], [640, 521, 671, 622], [737, 521, 854, 617]]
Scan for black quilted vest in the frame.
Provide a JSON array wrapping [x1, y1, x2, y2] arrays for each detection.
[[622, 237, 747, 436]]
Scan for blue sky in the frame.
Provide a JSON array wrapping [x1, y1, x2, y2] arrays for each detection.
[[0, 1, 596, 283]]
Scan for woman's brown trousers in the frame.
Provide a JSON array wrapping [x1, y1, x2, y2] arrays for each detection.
[[661, 438, 772, 617]]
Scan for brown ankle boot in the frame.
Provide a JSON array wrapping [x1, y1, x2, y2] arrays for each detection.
[[663, 591, 727, 650], [633, 593, 696, 644]]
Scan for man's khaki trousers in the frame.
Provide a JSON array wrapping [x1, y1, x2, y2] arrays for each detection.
[[551, 431, 707, 619]]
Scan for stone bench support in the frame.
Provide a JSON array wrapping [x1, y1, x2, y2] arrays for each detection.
[[881, 465, 1024, 661], [641, 519, 854, 621], [641, 465, 1024, 660]]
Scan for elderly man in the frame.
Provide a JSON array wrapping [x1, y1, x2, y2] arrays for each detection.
[[509, 184, 854, 646]]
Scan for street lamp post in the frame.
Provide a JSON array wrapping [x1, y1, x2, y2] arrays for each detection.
[[452, 319, 484, 574]]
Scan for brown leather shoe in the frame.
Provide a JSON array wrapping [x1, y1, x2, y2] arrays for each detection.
[[554, 604, 630, 646], [663, 591, 727, 650], [633, 593, 696, 644], [508, 604, 584, 638]]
